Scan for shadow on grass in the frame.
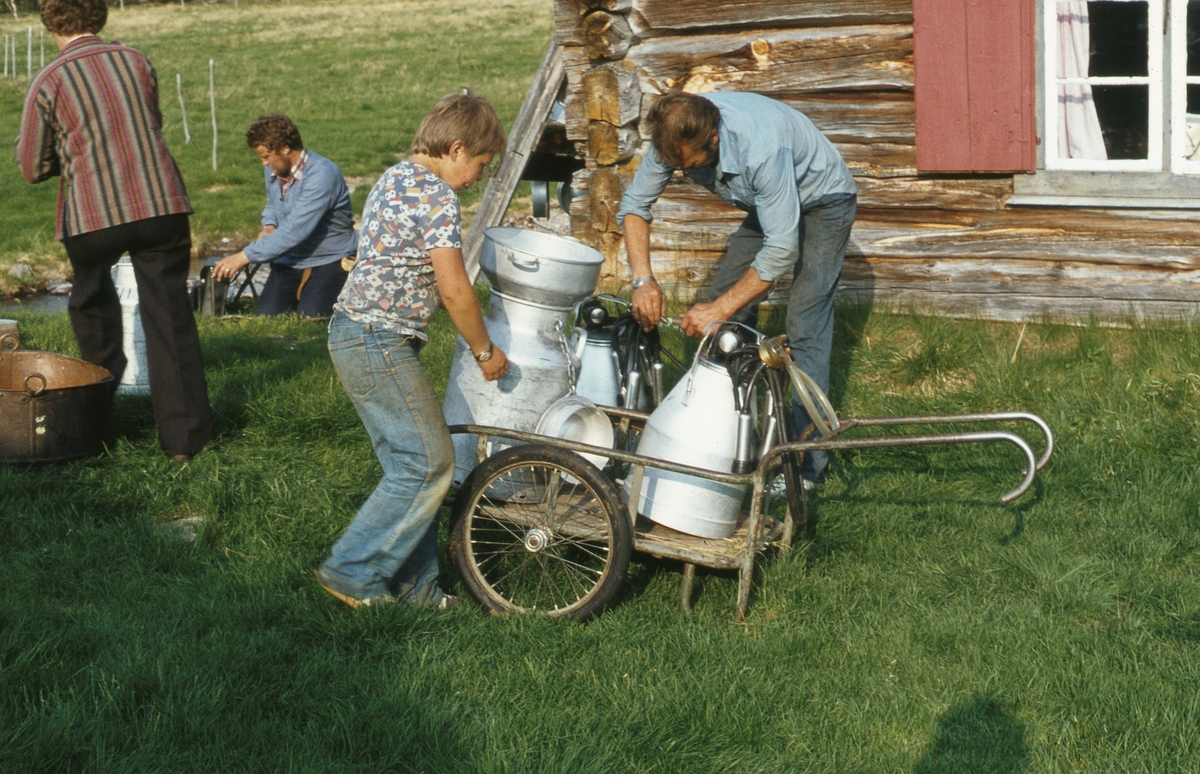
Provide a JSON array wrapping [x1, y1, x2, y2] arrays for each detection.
[[913, 695, 1029, 774]]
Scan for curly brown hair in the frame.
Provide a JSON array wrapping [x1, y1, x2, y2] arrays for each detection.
[[645, 93, 722, 169], [40, 0, 107, 37], [245, 114, 304, 153]]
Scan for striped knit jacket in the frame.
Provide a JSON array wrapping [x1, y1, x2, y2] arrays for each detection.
[[16, 35, 191, 240]]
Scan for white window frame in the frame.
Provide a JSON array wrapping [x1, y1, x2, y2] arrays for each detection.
[[1042, 0, 1164, 172], [1169, 0, 1200, 174]]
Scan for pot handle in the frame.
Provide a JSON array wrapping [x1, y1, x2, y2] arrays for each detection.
[[0, 333, 19, 352], [504, 248, 540, 270], [24, 372, 47, 396]]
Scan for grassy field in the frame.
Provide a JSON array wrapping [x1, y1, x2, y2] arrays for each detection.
[[0, 0, 553, 295], [2, 300, 1199, 772]]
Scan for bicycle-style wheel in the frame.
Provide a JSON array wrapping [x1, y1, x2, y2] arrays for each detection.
[[449, 445, 632, 621]]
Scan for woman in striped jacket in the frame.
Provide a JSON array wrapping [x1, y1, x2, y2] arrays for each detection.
[[16, 0, 213, 464]]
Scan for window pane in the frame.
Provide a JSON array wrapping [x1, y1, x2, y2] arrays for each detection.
[[1092, 84, 1150, 158], [1189, 1, 1200, 76], [1188, 84, 1200, 114], [1088, 1, 1149, 77]]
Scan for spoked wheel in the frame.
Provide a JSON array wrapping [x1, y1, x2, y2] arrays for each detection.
[[449, 445, 633, 621]]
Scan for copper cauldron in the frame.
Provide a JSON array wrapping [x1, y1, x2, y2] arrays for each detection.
[[0, 330, 113, 463]]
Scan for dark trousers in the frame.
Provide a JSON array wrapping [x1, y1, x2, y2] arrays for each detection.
[[256, 259, 350, 318], [64, 214, 214, 456], [709, 194, 857, 483]]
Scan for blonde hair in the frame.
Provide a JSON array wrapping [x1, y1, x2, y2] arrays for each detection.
[[411, 94, 507, 159]]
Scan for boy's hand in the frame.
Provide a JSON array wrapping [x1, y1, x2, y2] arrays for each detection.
[[478, 347, 509, 382]]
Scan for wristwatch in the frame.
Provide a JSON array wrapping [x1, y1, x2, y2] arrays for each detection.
[[632, 275, 657, 290], [474, 343, 494, 363]]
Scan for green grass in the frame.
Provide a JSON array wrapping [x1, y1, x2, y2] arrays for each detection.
[[3, 303, 1199, 772], [0, 0, 553, 294]]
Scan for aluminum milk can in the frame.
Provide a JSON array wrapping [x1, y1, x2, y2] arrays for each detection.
[[571, 326, 620, 408], [111, 256, 150, 395], [443, 289, 577, 484], [623, 353, 747, 539]]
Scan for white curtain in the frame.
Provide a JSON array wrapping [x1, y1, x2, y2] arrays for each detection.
[[1058, 1, 1108, 159]]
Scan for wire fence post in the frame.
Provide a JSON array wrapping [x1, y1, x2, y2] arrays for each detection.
[[4, 36, 9, 80], [27, 25, 31, 78], [209, 59, 217, 170], [177, 73, 191, 144]]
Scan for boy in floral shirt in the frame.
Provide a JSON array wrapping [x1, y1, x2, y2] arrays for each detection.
[[317, 94, 508, 609]]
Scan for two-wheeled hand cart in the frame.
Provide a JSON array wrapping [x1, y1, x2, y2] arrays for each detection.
[[446, 333, 1053, 623]]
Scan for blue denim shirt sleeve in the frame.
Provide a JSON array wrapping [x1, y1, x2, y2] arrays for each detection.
[[260, 181, 277, 229], [746, 147, 803, 282], [243, 154, 354, 265], [615, 145, 674, 224]]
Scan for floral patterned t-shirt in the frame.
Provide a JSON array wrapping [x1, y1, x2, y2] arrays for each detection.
[[334, 160, 460, 339]]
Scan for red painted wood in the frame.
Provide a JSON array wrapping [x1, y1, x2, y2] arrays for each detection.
[[914, 0, 1036, 173], [914, 0, 972, 171], [965, 0, 1036, 171]]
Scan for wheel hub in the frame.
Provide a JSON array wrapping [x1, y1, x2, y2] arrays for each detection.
[[523, 526, 553, 553]]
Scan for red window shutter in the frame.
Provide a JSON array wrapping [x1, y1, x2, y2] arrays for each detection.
[[913, 0, 1036, 173]]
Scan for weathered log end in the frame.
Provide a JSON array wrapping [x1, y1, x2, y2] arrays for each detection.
[[582, 10, 635, 61]]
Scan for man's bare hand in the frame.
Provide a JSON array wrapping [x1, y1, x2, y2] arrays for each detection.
[[256, 224, 277, 239], [212, 252, 251, 282], [679, 301, 728, 338], [631, 281, 666, 330]]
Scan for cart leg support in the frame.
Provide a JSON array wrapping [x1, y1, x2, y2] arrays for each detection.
[[681, 563, 696, 613]]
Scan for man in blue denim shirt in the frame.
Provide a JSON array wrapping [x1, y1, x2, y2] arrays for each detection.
[[616, 92, 857, 485], [213, 114, 356, 317]]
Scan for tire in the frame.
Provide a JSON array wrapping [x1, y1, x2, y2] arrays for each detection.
[[449, 444, 633, 621]]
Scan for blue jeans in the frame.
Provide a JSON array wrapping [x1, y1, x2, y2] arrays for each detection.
[[709, 194, 857, 483], [257, 259, 350, 318], [320, 313, 454, 604]]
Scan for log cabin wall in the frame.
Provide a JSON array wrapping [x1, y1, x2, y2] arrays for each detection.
[[554, 0, 1200, 325]]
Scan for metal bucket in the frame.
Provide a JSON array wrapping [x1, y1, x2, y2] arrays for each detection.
[[0, 343, 114, 463], [478, 227, 604, 308], [535, 393, 613, 471], [193, 258, 231, 316]]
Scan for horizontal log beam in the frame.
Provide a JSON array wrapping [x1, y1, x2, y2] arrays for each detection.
[[841, 257, 1200, 302], [629, 0, 912, 34], [785, 93, 914, 145], [629, 26, 912, 96], [848, 221, 1200, 269], [837, 286, 1200, 326]]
